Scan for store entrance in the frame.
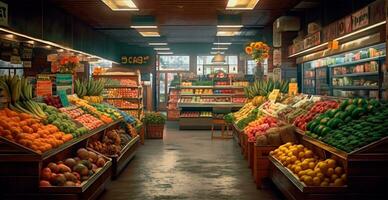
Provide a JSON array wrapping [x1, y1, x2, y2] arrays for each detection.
[[157, 72, 177, 111]]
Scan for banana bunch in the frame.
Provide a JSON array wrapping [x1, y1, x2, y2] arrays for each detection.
[[233, 102, 256, 122], [75, 78, 105, 98], [83, 96, 104, 103], [0, 75, 46, 119], [244, 79, 290, 99]]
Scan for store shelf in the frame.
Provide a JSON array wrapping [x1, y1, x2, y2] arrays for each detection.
[[117, 107, 143, 110], [332, 85, 379, 90], [332, 72, 379, 78], [104, 97, 142, 100], [328, 55, 385, 68], [178, 102, 244, 108], [104, 85, 140, 88], [110, 135, 140, 178], [179, 85, 244, 89], [180, 93, 235, 96]]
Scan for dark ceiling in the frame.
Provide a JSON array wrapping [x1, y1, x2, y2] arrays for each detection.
[[47, 0, 304, 49]]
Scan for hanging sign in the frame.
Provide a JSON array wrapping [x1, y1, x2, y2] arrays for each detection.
[[121, 55, 150, 65], [352, 7, 369, 30], [337, 16, 352, 36], [303, 31, 321, 49], [369, 0, 385, 24], [0, 1, 8, 27], [288, 83, 298, 95], [56, 74, 73, 95], [273, 49, 281, 67], [268, 89, 280, 102]]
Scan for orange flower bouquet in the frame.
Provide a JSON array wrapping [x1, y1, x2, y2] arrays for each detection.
[[245, 42, 270, 63], [58, 56, 80, 74]]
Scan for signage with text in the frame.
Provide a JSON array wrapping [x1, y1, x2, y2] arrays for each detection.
[[121, 56, 150, 65], [352, 7, 369, 30], [304, 32, 321, 49], [268, 89, 280, 102], [0, 1, 8, 27]]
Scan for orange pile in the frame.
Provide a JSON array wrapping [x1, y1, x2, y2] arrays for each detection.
[[270, 143, 346, 186], [0, 108, 73, 154]]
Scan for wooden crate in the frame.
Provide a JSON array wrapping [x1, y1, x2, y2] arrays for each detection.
[[253, 145, 277, 189], [241, 134, 248, 159], [247, 141, 254, 169]]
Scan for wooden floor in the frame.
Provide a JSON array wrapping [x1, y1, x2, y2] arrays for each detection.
[[99, 122, 282, 200]]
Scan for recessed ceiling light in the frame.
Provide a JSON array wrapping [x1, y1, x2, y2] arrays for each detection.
[[139, 31, 160, 37], [217, 25, 243, 28], [216, 31, 241, 36], [211, 51, 225, 54], [157, 52, 174, 55], [149, 43, 168, 46], [226, 0, 260, 10], [101, 0, 139, 11], [213, 42, 232, 45], [131, 25, 158, 29], [154, 47, 170, 51], [212, 47, 228, 50], [5, 34, 14, 39]]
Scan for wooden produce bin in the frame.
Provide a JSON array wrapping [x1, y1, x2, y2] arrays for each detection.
[[242, 134, 248, 159], [232, 123, 241, 146], [269, 155, 347, 200], [0, 120, 122, 199], [253, 145, 277, 189], [110, 135, 140, 178], [247, 141, 254, 169]]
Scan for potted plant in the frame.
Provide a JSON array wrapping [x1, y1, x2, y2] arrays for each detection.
[[143, 112, 166, 139]]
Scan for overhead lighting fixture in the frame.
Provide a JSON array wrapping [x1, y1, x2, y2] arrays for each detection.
[[217, 25, 243, 28], [212, 52, 226, 63], [154, 47, 170, 51], [139, 31, 160, 37], [157, 52, 174, 55], [216, 31, 241, 36], [130, 25, 158, 29], [226, 0, 260, 10], [211, 51, 225, 55], [212, 47, 228, 50], [149, 42, 168, 46], [5, 34, 14, 39], [101, 0, 139, 11], [213, 42, 232, 45]]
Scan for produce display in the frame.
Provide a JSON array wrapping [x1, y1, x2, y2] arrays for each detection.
[[105, 78, 137, 87], [181, 89, 194, 94], [91, 103, 122, 120], [181, 82, 192, 86], [306, 98, 387, 152], [227, 102, 256, 124], [43, 96, 63, 108], [214, 89, 232, 94], [244, 80, 289, 99], [194, 89, 212, 94], [0, 108, 73, 153], [244, 115, 278, 142], [251, 96, 266, 106], [39, 148, 108, 187], [260, 101, 288, 117], [74, 79, 105, 103], [103, 88, 139, 98], [42, 105, 88, 138], [294, 100, 339, 131], [214, 81, 229, 86], [74, 114, 104, 130], [236, 108, 259, 130], [180, 96, 231, 103], [180, 111, 199, 118], [200, 111, 212, 117], [106, 99, 140, 109], [88, 128, 132, 156], [59, 106, 85, 119], [270, 143, 346, 187], [68, 95, 113, 124], [232, 81, 249, 87]]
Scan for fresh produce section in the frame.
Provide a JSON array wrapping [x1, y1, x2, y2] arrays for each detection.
[[39, 148, 108, 187], [88, 128, 132, 156]]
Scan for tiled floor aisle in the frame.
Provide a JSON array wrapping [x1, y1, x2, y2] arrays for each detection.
[[99, 122, 282, 200]]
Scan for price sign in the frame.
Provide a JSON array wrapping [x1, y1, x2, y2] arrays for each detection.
[[288, 83, 298, 95], [268, 89, 280, 102], [36, 80, 52, 97]]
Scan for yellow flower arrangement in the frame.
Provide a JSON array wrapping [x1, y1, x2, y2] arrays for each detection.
[[245, 41, 270, 63]]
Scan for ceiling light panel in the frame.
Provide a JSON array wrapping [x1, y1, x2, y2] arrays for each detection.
[[213, 42, 232, 45], [130, 25, 158, 29], [216, 31, 241, 36], [212, 47, 228, 50], [154, 47, 170, 51], [139, 31, 160, 37], [157, 52, 174, 55], [149, 43, 168, 46], [217, 25, 243, 28], [226, 0, 260, 10], [211, 52, 225, 54], [101, 0, 139, 11]]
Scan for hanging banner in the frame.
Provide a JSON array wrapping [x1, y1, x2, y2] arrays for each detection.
[[369, 0, 385, 24], [303, 32, 321, 49], [56, 74, 73, 95], [352, 7, 369, 30], [273, 49, 282, 67], [337, 16, 352, 36]]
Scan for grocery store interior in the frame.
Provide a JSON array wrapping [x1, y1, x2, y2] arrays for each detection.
[[0, 0, 388, 199]]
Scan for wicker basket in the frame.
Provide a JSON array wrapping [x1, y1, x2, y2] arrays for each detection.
[[146, 124, 164, 139]]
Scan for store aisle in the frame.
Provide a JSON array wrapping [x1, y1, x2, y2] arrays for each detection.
[[99, 122, 282, 200]]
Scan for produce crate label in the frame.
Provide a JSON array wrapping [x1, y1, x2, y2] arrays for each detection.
[[56, 74, 73, 95], [36, 80, 52, 97], [58, 90, 69, 107], [352, 6, 369, 30], [288, 83, 298, 96]]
